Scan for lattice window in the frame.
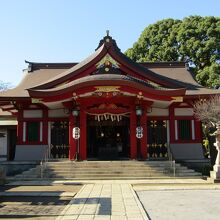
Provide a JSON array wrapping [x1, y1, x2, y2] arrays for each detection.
[[178, 120, 191, 140], [27, 122, 40, 142]]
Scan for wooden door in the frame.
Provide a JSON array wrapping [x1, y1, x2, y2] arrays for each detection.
[[147, 120, 168, 159]]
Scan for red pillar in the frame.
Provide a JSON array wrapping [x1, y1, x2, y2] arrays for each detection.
[[130, 110, 137, 159], [140, 110, 147, 159], [69, 114, 77, 160], [80, 110, 87, 160], [195, 119, 202, 142], [169, 105, 175, 143], [42, 109, 48, 145], [17, 110, 23, 144]]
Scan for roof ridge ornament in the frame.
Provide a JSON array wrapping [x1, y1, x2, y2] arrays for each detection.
[[95, 32, 121, 51]]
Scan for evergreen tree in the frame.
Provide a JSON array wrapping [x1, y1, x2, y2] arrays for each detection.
[[125, 16, 220, 88]]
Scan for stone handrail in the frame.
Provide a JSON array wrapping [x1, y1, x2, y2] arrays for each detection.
[[40, 145, 49, 178]]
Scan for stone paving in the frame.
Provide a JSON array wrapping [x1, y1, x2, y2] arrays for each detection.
[[0, 196, 71, 219], [137, 189, 220, 220], [7, 178, 208, 185], [56, 184, 148, 220], [2, 179, 220, 219], [0, 184, 82, 219]]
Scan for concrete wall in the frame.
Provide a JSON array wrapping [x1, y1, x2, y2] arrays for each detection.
[[14, 145, 47, 161], [170, 143, 204, 160], [0, 161, 38, 176], [0, 128, 7, 161]]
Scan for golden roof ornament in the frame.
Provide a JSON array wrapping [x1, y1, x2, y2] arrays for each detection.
[[96, 54, 120, 69]]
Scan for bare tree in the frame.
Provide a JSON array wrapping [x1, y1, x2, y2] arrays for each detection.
[[194, 95, 220, 128], [194, 95, 220, 180]]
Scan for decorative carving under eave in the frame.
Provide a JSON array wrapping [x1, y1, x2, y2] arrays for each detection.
[[94, 53, 121, 75], [172, 96, 183, 102], [93, 86, 121, 98], [86, 102, 130, 122], [31, 98, 43, 104], [95, 86, 120, 93], [96, 54, 120, 69]]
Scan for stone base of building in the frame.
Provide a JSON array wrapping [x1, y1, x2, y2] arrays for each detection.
[[0, 167, 5, 185]]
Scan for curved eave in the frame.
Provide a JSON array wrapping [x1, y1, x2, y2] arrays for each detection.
[[30, 44, 108, 90], [184, 94, 220, 99], [0, 96, 31, 101], [28, 75, 186, 102], [29, 36, 187, 90]]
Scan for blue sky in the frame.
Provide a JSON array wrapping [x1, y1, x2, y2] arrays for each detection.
[[0, 0, 219, 86]]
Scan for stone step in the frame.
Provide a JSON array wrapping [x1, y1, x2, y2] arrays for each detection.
[[20, 170, 199, 178], [43, 172, 167, 176], [47, 173, 201, 178], [45, 165, 182, 169], [47, 160, 170, 163], [44, 167, 167, 172], [13, 170, 188, 175], [13, 176, 199, 180], [45, 171, 199, 176], [46, 161, 173, 163], [41, 171, 196, 176], [44, 167, 172, 171], [42, 168, 187, 173], [34, 164, 178, 168], [46, 162, 179, 166], [11, 160, 202, 180], [43, 166, 186, 172]]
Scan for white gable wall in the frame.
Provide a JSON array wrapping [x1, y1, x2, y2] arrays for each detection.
[[147, 108, 169, 116], [48, 109, 69, 118], [23, 110, 43, 118], [174, 108, 194, 116]]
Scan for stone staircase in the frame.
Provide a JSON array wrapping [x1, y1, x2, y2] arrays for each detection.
[[9, 160, 202, 180]]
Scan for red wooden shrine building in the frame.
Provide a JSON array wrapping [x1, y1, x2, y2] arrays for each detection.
[[0, 34, 220, 161]]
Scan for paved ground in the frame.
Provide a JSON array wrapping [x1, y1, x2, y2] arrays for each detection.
[[6, 178, 209, 185], [57, 183, 147, 220], [1, 179, 220, 219], [0, 196, 71, 219], [0, 184, 82, 219], [0, 184, 82, 197], [0, 184, 82, 193], [137, 189, 220, 220]]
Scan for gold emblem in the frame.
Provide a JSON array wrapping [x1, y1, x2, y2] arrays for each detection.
[[95, 86, 120, 93], [31, 98, 42, 104], [172, 96, 183, 102]]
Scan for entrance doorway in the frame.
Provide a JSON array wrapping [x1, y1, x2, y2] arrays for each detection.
[[87, 116, 130, 160], [147, 119, 168, 158], [8, 127, 17, 161], [50, 121, 69, 159]]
